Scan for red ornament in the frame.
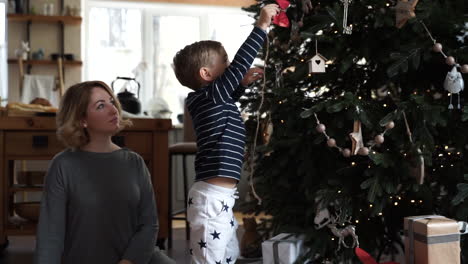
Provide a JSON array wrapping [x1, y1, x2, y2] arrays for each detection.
[[273, 0, 290, 27], [355, 247, 399, 264]]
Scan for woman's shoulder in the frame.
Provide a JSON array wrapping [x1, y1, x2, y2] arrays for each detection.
[[119, 148, 145, 163], [50, 148, 76, 163]]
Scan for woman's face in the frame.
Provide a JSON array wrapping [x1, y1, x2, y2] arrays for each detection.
[[83, 87, 120, 136]]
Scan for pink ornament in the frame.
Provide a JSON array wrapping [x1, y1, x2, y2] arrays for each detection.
[[375, 134, 384, 145], [461, 65, 468, 74], [359, 147, 369, 156], [446, 56, 456, 66], [327, 138, 336, 147], [342, 148, 351, 158], [316, 124, 326, 133], [433, 43, 442, 53], [385, 121, 395, 130]]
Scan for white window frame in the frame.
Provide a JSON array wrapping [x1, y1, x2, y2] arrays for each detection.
[[84, 0, 254, 120]]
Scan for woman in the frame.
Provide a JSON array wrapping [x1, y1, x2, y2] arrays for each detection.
[[34, 81, 174, 264]]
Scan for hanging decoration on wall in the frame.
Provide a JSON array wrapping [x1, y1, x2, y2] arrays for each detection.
[[273, 0, 291, 27], [394, 0, 419, 28], [308, 39, 327, 73], [341, 0, 353, 34], [444, 66, 465, 109]]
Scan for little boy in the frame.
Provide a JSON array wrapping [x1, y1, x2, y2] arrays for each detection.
[[173, 4, 279, 264]]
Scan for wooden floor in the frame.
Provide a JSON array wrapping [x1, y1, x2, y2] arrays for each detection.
[[0, 212, 264, 264], [0, 228, 193, 263]]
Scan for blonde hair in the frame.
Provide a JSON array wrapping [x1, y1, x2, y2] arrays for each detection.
[[56, 81, 132, 149], [173, 40, 225, 90]]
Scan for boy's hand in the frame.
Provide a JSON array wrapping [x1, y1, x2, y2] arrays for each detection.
[[241, 68, 264, 87], [257, 4, 280, 30]]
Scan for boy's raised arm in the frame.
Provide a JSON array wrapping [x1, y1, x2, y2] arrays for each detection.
[[205, 4, 279, 103]]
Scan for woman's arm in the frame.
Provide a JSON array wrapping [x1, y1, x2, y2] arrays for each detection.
[[34, 157, 67, 264], [121, 157, 158, 264]]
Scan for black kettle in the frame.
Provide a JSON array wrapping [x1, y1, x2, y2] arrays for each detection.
[[111, 77, 141, 114]]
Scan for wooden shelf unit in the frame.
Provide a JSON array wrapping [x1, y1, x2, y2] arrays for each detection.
[[7, 14, 82, 25], [7, 12, 83, 82], [8, 59, 82, 66]]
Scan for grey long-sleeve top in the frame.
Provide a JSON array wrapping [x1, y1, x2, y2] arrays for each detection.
[[34, 148, 158, 264]]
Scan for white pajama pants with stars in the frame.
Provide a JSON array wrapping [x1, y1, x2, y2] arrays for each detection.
[[187, 181, 239, 264]]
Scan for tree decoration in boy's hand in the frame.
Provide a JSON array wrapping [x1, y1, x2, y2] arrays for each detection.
[[394, 0, 419, 28], [273, 0, 291, 27]]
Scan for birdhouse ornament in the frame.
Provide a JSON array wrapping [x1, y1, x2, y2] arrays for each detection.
[[444, 66, 464, 109], [308, 39, 327, 73], [308, 54, 327, 73]]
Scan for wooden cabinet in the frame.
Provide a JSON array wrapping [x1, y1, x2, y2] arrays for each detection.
[[0, 116, 171, 245]]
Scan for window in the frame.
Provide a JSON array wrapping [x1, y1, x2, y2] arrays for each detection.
[[86, 6, 142, 93], [85, 1, 255, 124]]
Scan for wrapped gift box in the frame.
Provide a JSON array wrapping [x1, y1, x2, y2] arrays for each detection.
[[404, 215, 460, 264], [262, 233, 305, 264]]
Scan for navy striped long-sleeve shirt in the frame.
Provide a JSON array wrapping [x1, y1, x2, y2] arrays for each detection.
[[186, 26, 267, 182]]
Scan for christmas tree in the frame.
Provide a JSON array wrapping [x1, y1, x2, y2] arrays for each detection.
[[240, 0, 468, 262]]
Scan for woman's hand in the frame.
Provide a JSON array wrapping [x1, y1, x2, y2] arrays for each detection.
[[241, 68, 264, 87]]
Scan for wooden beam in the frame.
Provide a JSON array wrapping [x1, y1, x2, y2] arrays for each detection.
[[120, 0, 257, 7]]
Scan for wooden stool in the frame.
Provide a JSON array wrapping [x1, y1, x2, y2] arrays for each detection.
[[167, 103, 196, 249]]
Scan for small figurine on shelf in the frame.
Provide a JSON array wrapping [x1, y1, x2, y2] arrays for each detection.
[[31, 48, 45, 60], [15, 41, 30, 60]]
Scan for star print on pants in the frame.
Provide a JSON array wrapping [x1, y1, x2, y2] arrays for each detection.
[[189, 248, 193, 255], [230, 219, 235, 227], [198, 239, 207, 249], [221, 201, 229, 212], [215, 261, 222, 264], [188, 197, 193, 207], [226, 256, 233, 263], [210, 230, 221, 240]]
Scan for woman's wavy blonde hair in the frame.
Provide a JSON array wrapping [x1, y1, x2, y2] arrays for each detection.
[[56, 81, 132, 149]]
